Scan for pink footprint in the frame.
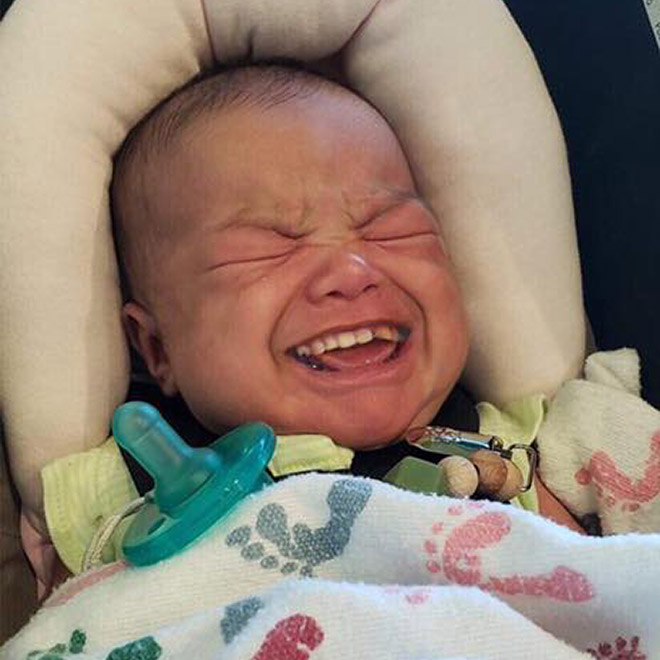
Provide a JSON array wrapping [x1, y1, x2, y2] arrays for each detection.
[[575, 430, 660, 506], [442, 512, 511, 585], [251, 614, 324, 660], [485, 566, 594, 602], [427, 512, 595, 602]]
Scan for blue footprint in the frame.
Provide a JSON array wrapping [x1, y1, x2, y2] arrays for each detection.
[[226, 479, 371, 576]]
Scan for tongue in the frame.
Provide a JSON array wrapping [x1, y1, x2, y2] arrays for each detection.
[[317, 339, 398, 370]]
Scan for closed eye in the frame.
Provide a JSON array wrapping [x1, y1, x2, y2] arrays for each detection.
[[205, 251, 293, 271], [361, 199, 440, 244], [367, 230, 437, 243], [203, 225, 298, 272]]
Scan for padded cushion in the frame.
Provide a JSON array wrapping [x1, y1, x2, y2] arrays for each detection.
[[0, 0, 584, 522]]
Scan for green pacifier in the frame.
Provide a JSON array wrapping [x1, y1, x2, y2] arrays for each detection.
[[113, 402, 275, 567]]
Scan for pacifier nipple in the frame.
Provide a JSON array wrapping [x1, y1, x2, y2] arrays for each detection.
[[113, 402, 221, 517]]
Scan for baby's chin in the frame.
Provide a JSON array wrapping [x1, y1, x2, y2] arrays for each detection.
[[193, 388, 448, 451], [267, 403, 439, 451]]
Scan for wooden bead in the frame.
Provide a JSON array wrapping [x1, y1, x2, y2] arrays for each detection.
[[471, 449, 507, 497], [437, 456, 479, 498], [493, 459, 525, 501]]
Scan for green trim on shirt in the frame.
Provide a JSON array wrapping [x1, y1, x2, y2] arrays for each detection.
[[42, 438, 138, 573]]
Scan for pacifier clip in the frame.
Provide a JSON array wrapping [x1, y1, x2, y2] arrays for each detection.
[[383, 426, 537, 502]]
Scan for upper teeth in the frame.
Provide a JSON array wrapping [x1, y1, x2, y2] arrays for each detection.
[[295, 325, 402, 357]]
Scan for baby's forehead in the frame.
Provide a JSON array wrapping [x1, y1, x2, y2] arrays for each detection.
[[139, 83, 370, 205], [115, 67, 413, 260], [151, 90, 402, 194], [155, 68, 360, 152]]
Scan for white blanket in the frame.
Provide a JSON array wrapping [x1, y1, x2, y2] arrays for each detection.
[[3, 474, 659, 659]]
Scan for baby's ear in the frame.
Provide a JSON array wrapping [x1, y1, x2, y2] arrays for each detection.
[[122, 302, 178, 396]]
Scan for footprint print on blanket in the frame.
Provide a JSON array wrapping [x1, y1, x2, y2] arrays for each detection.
[[219, 597, 324, 659], [574, 430, 660, 513], [25, 629, 87, 659], [221, 597, 265, 644], [424, 503, 594, 602], [250, 615, 324, 660], [24, 631, 162, 660], [226, 479, 371, 576], [587, 635, 647, 660]]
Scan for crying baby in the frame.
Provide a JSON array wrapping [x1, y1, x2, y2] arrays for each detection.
[[110, 63, 469, 450]]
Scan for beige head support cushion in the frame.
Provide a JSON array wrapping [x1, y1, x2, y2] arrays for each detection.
[[0, 0, 584, 526]]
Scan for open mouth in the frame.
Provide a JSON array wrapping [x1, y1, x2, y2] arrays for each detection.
[[288, 323, 411, 372]]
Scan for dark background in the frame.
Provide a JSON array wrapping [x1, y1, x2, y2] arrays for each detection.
[[2, 0, 659, 405], [501, 0, 660, 407]]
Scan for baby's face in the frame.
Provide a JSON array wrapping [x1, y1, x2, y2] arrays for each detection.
[[134, 89, 469, 448]]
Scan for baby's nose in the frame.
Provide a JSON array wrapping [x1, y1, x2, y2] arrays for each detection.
[[305, 249, 384, 304]]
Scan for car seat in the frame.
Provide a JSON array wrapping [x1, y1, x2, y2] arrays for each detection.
[[0, 0, 592, 635]]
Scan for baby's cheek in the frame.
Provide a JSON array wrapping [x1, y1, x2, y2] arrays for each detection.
[[402, 258, 462, 308], [422, 265, 469, 354]]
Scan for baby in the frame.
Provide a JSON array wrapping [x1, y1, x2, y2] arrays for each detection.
[[111, 63, 470, 450], [109, 63, 583, 531], [27, 62, 579, 599]]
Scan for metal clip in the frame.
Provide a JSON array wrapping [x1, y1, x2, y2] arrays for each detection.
[[405, 426, 501, 453], [506, 443, 537, 492], [404, 426, 537, 493]]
